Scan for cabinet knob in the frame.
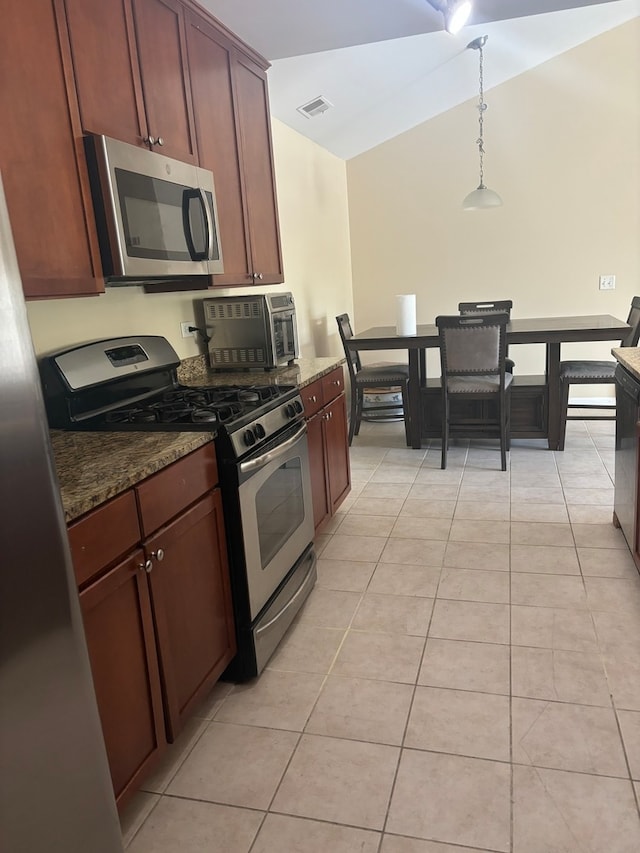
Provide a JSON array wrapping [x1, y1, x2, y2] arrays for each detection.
[[144, 135, 156, 146], [333, 379, 341, 387], [151, 548, 165, 562], [139, 559, 153, 574], [309, 395, 317, 403], [253, 272, 264, 280], [156, 137, 164, 147]]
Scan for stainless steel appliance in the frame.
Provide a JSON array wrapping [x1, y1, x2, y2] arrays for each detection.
[[614, 363, 640, 553], [85, 134, 223, 281], [0, 176, 124, 850], [203, 292, 299, 370], [39, 335, 316, 681]]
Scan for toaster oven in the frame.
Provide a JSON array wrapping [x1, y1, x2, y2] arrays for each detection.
[[203, 293, 299, 370]]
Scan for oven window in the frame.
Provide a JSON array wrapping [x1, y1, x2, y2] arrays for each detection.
[[272, 313, 296, 361], [255, 456, 305, 569]]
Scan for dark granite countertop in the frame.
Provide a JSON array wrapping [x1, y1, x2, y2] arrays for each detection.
[[52, 356, 345, 523], [612, 348, 640, 382]]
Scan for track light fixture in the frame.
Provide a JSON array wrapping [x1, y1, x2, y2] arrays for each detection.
[[426, 0, 473, 35]]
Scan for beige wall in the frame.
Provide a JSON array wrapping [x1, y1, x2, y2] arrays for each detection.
[[346, 19, 640, 386], [25, 119, 352, 362]]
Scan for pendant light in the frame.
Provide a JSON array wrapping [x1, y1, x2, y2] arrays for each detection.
[[463, 35, 503, 210]]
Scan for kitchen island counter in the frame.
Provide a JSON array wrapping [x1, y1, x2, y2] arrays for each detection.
[[612, 347, 640, 381], [51, 356, 346, 522]]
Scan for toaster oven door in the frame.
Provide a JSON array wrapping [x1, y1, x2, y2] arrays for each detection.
[[271, 310, 298, 364]]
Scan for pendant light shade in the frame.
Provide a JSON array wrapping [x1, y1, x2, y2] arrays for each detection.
[[463, 185, 503, 210], [463, 36, 502, 210]]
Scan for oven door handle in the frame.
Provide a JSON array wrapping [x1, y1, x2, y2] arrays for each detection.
[[239, 421, 307, 474]]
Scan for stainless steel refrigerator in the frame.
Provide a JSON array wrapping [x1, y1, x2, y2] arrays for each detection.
[[0, 175, 124, 851]]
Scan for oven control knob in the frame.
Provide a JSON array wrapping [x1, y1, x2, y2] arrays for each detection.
[[293, 400, 303, 414], [284, 403, 296, 419], [254, 423, 266, 439], [243, 429, 256, 446]]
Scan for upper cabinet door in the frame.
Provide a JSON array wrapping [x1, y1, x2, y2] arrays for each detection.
[[132, 0, 198, 164], [63, 0, 147, 146], [232, 54, 284, 285], [185, 14, 252, 286], [0, 0, 103, 298]]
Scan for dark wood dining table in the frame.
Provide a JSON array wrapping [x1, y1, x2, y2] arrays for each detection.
[[347, 315, 630, 450]]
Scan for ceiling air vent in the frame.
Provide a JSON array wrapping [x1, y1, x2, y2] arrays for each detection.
[[296, 96, 333, 119]]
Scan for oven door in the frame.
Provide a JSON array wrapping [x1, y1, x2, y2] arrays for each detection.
[[237, 421, 314, 620]]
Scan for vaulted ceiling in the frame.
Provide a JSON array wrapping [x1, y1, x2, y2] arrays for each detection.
[[200, 0, 640, 158]]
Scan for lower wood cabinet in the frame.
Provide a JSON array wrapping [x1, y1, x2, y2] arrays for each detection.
[[303, 368, 351, 531], [79, 547, 165, 809], [68, 443, 236, 810], [145, 489, 235, 741]]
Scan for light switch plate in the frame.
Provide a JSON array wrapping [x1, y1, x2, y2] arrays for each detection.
[[599, 275, 616, 290]]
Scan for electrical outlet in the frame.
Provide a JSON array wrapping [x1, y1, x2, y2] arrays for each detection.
[[599, 275, 616, 291], [180, 322, 195, 338]]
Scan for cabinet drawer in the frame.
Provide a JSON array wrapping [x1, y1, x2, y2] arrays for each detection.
[[321, 367, 345, 405], [301, 377, 324, 418], [68, 490, 141, 587], [136, 443, 218, 537]]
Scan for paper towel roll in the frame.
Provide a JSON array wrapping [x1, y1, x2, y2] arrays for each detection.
[[396, 294, 417, 337]]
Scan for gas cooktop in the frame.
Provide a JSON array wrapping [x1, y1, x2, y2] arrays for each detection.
[[39, 336, 305, 456], [102, 383, 293, 428]]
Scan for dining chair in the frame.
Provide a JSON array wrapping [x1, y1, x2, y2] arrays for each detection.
[[557, 295, 640, 450], [336, 313, 411, 445], [459, 300, 515, 374], [436, 312, 513, 470]]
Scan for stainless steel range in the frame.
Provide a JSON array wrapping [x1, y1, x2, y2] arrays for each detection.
[[39, 335, 317, 681]]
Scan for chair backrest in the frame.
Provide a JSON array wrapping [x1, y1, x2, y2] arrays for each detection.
[[622, 296, 640, 347], [336, 313, 362, 377], [458, 299, 513, 317], [436, 313, 509, 384]]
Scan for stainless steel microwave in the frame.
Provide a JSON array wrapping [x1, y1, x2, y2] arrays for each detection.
[[203, 293, 299, 370], [85, 134, 223, 281]]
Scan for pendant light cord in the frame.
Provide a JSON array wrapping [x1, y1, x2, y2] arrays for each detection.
[[477, 42, 487, 189]]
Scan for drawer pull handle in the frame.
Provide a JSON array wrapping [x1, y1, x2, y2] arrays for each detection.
[[151, 548, 165, 562], [139, 559, 153, 574]]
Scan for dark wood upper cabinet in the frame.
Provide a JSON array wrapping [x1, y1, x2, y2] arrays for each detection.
[[0, 0, 103, 298], [65, 0, 197, 163], [186, 12, 283, 287], [2, 0, 282, 298], [186, 14, 252, 285], [131, 0, 198, 164], [63, 0, 146, 145], [233, 54, 284, 285]]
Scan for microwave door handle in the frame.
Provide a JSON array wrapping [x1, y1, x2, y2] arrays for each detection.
[[181, 188, 212, 261]]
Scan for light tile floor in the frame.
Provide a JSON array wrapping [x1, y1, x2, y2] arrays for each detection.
[[121, 418, 640, 852]]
